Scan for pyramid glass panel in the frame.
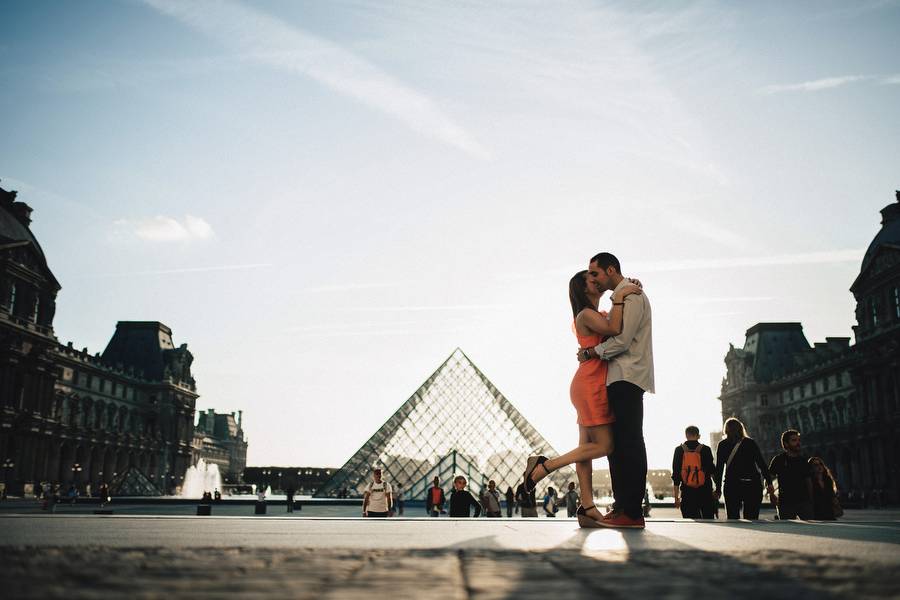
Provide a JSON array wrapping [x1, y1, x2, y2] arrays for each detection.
[[317, 348, 574, 500]]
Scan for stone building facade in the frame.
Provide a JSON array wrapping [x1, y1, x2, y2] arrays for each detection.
[[0, 185, 199, 495], [192, 408, 247, 483], [720, 191, 900, 502]]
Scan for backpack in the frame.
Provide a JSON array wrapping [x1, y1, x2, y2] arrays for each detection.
[[680, 443, 707, 489]]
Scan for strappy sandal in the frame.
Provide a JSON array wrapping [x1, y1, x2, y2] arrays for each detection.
[[523, 455, 550, 493], [576, 504, 604, 529]]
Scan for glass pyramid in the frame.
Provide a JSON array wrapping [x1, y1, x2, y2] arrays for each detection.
[[317, 348, 574, 500]]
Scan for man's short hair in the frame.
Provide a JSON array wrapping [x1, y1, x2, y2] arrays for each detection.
[[590, 252, 621, 274], [781, 429, 800, 448], [685, 425, 700, 437], [454, 475, 466, 484]]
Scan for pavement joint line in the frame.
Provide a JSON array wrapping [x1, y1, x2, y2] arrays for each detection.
[[1, 514, 898, 526]]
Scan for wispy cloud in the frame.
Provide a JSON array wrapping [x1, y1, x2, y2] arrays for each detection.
[[663, 210, 751, 250], [114, 215, 214, 242], [83, 263, 272, 278], [759, 75, 869, 95], [633, 248, 865, 273], [305, 281, 410, 293], [759, 74, 900, 94], [346, 304, 514, 313], [142, 0, 490, 159]]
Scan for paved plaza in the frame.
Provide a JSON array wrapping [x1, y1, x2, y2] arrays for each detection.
[[1, 510, 898, 599]]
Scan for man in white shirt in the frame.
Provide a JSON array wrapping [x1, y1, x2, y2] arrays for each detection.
[[363, 468, 393, 518], [580, 252, 654, 529]]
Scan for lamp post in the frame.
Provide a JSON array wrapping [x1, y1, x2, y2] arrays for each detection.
[[2, 459, 14, 499]]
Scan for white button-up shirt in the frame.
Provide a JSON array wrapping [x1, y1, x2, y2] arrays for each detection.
[[594, 278, 655, 393]]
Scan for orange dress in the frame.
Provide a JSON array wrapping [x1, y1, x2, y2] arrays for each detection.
[[569, 325, 615, 426]]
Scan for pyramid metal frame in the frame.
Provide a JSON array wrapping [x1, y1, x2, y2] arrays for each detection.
[[317, 348, 574, 500]]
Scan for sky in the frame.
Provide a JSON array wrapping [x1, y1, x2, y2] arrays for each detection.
[[1, 0, 898, 471]]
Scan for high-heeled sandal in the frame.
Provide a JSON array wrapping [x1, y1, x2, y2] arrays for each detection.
[[523, 455, 550, 493], [576, 504, 604, 528]]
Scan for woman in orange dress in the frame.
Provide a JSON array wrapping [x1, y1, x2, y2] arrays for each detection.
[[523, 270, 641, 527]]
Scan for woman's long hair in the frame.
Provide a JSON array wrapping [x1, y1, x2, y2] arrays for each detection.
[[723, 417, 746, 440], [569, 270, 595, 319], [809, 457, 838, 493]]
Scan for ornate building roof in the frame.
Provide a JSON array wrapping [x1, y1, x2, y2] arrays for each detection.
[[855, 190, 900, 290]]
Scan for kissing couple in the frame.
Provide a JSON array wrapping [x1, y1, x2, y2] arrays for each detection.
[[523, 252, 654, 528]]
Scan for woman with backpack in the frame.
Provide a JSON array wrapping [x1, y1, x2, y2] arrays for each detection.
[[713, 418, 774, 519]]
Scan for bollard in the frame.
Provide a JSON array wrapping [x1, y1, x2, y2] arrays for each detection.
[[93, 509, 114, 515], [197, 505, 212, 516], [254, 501, 266, 515]]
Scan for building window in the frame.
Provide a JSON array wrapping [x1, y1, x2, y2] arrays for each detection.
[[870, 298, 878, 327], [9, 283, 16, 313], [31, 294, 40, 323], [760, 393, 768, 407], [894, 287, 900, 319]]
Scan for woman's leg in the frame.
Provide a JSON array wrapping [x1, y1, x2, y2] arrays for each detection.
[[743, 482, 763, 519], [724, 482, 741, 519], [532, 424, 613, 485]]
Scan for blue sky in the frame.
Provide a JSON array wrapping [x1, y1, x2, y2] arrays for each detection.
[[1, 0, 898, 471]]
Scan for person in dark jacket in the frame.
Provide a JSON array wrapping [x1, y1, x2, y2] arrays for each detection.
[[505, 486, 515, 517], [768, 430, 813, 520], [713, 418, 774, 520], [426, 477, 446, 517], [449, 476, 481, 517], [672, 425, 716, 519], [515, 482, 537, 517]]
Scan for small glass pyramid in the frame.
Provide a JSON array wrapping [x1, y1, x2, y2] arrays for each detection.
[[317, 348, 574, 500]]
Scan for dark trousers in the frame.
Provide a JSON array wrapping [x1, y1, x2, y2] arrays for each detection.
[[778, 499, 813, 520], [506, 503, 513, 517], [607, 381, 647, 519], [724, 479, 762, 519], [680, 485, 715, 519]]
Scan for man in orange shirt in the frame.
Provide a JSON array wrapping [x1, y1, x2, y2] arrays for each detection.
[[426, 477, 445, 517]]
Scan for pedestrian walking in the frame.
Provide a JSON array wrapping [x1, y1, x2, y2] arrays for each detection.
[[515, 482, 537, 517], [449, 476, 481, 517], [394, 484, 405, 516], [713, 418, 773, 520], [672, 425, 716, 519], [768, 430, 813, 520], [98, 482, 110, 508], [505, 486, 515, 517], [426, 477, 446, 517], [809, 457, 842, 520], [809, 456, 844, 521], [564, 482, 580, 518], [285, 486, 295, 513], [481, 480, 502, 517], [543, 487, 558, 517], [363, 468, 392, 517]]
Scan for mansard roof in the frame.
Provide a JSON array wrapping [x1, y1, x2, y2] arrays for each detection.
[[742, 323, 812, 383], [101, 321, 196, 389]]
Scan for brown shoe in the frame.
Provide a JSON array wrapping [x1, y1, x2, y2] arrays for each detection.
[[599, 512, 645, 529]]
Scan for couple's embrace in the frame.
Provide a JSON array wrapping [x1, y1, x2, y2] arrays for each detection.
[[523, 252, 654, 529]]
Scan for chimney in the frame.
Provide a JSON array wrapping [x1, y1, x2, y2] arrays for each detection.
[[238, 410, 243, 430]]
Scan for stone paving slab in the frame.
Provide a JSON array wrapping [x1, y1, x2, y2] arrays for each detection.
[[1, 516, 898, 599], [1, 546, 898, 600]]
